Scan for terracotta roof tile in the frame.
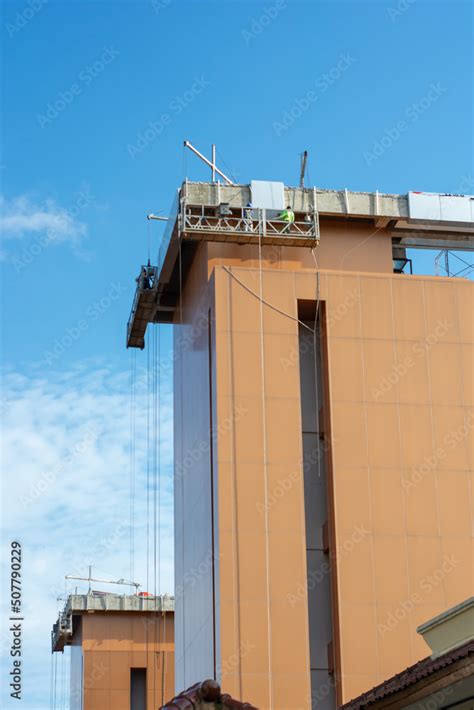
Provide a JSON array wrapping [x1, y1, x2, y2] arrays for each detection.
[[340, 641, 474, 709], [160, 680, 259, 710]]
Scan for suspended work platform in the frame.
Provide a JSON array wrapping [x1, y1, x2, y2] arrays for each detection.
[[126, 180, 322, 348], [126, 181, 474, 349], [127, 265, 166, 349]]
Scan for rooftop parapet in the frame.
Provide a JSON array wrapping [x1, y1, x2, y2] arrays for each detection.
[[51, 592, 174, 652]]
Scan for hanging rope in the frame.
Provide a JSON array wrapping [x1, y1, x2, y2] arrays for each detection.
[[156, 322, 162, 708], [161, 606, 167, 705], [49, 653, 54, 710], [60, 649, 69, 710], [257, 235, 274, 707], [154, 324, 166, 705], [225, 268, 242, 692], [52, 652, 58, 710], [216, 147, 238, 183], [311, 247, 322, 478], [157, 324, 162, 601], [145, 328, 151, 673], [183, 143, 188, 180], [147, 218, 151, 264], [129, 350, 137, 597], [160, 621, 165, 705], [224, 249, 323, 484], [178, 233, 186, 685], [222, 266, 314, 333], [66, 649, 71, 710], [153, 322, 158, 708], [128, 348, 137, 687], [60, 652, 65, 710]]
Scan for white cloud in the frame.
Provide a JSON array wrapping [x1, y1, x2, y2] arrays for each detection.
[[0, 192, 95, 264], [0, 362, 174, 709], [0, 195, 86, 244]]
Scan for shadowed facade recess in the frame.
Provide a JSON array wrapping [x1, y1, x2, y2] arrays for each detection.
[[51, 593, 174, 710], [127, 181, 474, 709]]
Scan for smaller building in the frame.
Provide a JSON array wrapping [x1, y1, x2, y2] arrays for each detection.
[[341, 598, 474, 710], [52, 592, 174, 710]]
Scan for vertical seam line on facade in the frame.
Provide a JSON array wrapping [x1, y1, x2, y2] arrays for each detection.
[[226, 269, 242, 694], [258, 239, 274, 708], [294, 270, 312, 708], [389, 277, 415, 665], [420, 280, 445, 606], [453, 283, 473, 581], [326, 275, 344, 693], [208, 311, 217, 680], [357, 273, 381, 682]]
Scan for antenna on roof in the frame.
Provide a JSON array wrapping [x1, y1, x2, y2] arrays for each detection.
[[300, 150, 308, 188], [65, 566, 141, 595], [183, 140, 234, 185]]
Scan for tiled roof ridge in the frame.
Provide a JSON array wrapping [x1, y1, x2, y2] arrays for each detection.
[[160, 679, 259, 710], [340, 640, 474, 709]]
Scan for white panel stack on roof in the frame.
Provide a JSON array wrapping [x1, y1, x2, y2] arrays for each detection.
[[250, 180, 285, 209], [408, 191, 474, 224]]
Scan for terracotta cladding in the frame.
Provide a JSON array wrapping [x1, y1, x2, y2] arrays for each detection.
[[174, 232, 473, 709], [77, 612, 174, 710]]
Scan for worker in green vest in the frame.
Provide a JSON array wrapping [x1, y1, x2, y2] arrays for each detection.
[[278, 205, 295, 232]]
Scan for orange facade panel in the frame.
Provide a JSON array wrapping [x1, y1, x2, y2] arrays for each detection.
[[75, 612, 174, 710], [174, 239, 473, 709], [306, 270, 473, 701]]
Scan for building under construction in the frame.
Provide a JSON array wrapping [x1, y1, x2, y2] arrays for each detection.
[[52, 592, 174, 710], [125, 168, 474, 709]]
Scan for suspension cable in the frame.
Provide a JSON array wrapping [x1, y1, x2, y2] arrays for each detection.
[[222, 266, 314, 333], [129, 350, 137, 598], [146, 329, 151, 670], [60, 651, 65, 710], [52, 652, 58, 710], [49, 653, 54, 710], [158, 324, 161, 599], [311, 247, 322, 478], [178, 233, 186, 684], [216, 147, 238, 184], [225, 265, 242, 690], [147, 217, 151, 264], [162, 606, 167, 705], [153, 322, 158, 708], [156, 321, 162, 707], [257, 233, 273, 707]]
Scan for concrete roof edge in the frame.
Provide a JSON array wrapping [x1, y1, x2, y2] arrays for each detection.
[[64, 592, 175, 613], [181, 181, 409, 220], [417, 596, 474, 634], [182, 180, 405, 199]]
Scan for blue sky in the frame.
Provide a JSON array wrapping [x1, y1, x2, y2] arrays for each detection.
[[0, 0, 472, 708]]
